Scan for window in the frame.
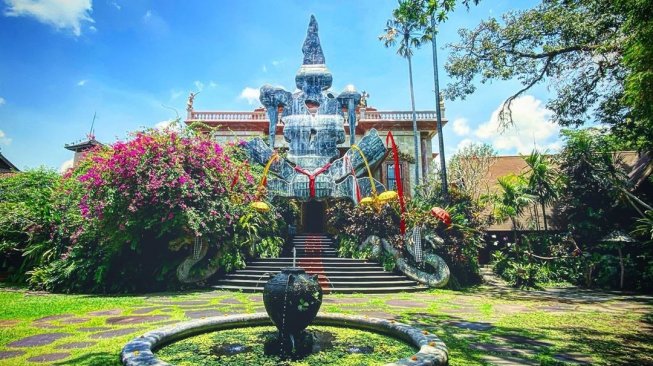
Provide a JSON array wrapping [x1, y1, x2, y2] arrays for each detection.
[[386, 164, 402, 191]]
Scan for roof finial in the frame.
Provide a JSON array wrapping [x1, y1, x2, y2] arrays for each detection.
[[302, 15, 325, 65]]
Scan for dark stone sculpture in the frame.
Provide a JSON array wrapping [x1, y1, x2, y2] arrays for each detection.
[[263, 267, 323, 357], [246, 15, 387, 203], [302, 15, 325, 65]]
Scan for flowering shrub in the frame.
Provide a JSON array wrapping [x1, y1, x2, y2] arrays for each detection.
[[23, 127, 286, 293]]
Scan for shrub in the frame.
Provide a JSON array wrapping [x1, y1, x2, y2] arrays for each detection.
[[410, 185, 488, 287], [0, 169, 61, 283], [27, 128, 285, 293]]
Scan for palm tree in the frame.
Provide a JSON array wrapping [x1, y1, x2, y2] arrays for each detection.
[[495, 174, 536, 246], [380, 0, 430, 186], [522, 150, 559, 231]]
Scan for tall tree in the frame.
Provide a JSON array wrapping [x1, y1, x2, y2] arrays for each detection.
[[522, 150, 559, 231], [494, 174, 535, 246], [444, 0, 653, 150], [380, 0, 431, 185], [448, 142, 496, 199], [554, 129, 630, 246]]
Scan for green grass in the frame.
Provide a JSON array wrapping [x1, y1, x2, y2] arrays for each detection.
[[0, 285, 651, 365], [157, 325, 415, 366]]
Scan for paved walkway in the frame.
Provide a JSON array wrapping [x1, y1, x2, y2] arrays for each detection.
[[0, 284, 651, 365]]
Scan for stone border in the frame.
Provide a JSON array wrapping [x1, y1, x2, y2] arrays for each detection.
[[120, 313, 448, 366]]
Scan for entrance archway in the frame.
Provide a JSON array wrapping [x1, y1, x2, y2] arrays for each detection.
[[302, 200, 326, 233]]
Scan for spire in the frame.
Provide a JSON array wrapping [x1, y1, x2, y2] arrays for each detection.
[[302, 15, 325, 65]]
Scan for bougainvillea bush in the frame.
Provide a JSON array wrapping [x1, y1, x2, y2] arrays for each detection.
[[22, 127, 286, 293]]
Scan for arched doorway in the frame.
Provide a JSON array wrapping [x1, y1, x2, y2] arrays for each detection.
[[302, 200, 326, 233]]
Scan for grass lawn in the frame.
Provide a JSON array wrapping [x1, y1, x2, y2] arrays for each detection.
[[0, 284, 651, 365]]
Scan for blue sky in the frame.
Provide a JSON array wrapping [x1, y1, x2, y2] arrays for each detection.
[[0, 0, 560, 172]]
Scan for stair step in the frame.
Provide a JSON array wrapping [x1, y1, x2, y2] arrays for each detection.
[[250, 257, 371, 262], [292, 245, 334, 248], [215, 279, 418, 288], [236, 269, 393, 276], [224, 273, 410, 281], [212, 284, 427, 294], [245, 265, 385, 271], [249, 261, 379, 267], [211, 232, 426, 294]]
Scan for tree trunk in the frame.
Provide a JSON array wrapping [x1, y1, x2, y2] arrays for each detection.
[[618, 247, 624, 290], [511, 217, 518, 250], [407, 54, 420, 185], [430, 14, 448, 199], [541, 199, 548, 231]]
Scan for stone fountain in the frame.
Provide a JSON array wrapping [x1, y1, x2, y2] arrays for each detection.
[[121, 268, 448, 365]]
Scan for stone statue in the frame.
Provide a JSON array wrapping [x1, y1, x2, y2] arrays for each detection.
[[359, 91, 369, 108], [186, 92, 197, 112]]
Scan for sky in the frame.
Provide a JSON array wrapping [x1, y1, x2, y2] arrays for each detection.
[[0, 0, 561, 172]]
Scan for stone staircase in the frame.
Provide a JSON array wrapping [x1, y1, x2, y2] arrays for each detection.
[[212, 233, 427, 294]]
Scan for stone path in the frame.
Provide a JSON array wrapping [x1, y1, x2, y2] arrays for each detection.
[[0, 285, 650, 365]]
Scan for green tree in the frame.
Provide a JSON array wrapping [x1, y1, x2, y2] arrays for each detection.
[[444, 0, 653, 150], [554, 129, 630, 246], [0, 169, 62, 283], [448, 142, 497, 199], [380, 0, 431, 184], [494, 174, 535, 246], [522, 150, 559, 231]]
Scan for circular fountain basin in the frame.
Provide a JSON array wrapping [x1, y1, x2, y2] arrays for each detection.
[[121, 313, 448, 366]]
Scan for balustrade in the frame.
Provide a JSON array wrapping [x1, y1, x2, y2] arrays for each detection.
[[188, 110, 440, 122]]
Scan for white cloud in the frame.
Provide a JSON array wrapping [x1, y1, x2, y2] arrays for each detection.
[[455, 138, 474, 152], [143, 9, 151, 19], [452, 117, 470, 136], [4, 0, 94, 36], [192, 80, 216, 92], [77, 79, 88, 86], [154, 119, 181, 131], [271, 60, 282, 66], [239, 87, 260, 105], [110, 1, 121, 10], [0, 97, 5, 106], [262, 65, 268, 73], [0, 129, 12, 145], [59, 158, 74, 173], [474, 95, 559, 154]]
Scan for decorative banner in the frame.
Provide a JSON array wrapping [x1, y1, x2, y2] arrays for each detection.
[[230, 160, 249, 190], [294, 163, 332, 198], [386, 131, 406, 235], [260, 153, 280, 188]]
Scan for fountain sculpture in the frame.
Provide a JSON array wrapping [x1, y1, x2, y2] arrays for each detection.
[[245, 15, 387, 203]]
